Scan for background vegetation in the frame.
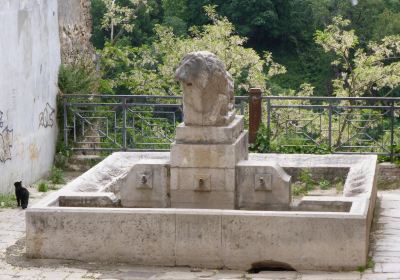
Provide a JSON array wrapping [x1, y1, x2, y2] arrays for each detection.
[[57, 0, 400, 159], [90, 0, 400, 97]]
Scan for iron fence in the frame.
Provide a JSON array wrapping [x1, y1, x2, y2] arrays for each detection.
[[264, 96, 400, 159], [63, 94, 400, 159]]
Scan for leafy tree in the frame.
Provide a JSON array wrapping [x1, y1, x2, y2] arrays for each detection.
[[100, 0, 147, 43], [315, 16, 400, 147], [91, 0, 162, 48], [99, 6, 286, 96], [315, 16, 400, 98]]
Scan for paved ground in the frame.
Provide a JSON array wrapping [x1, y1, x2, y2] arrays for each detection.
[[1, 183, 400, 279]]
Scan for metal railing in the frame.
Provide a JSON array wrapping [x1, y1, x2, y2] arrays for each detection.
[[63, 94, 400, 159], [263, 96, 400, 159]]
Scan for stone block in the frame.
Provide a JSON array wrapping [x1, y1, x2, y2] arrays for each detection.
[[26, 210, 176, 266], [58, 192, 120, 207], [236, 161, 291, 210], [221, 214, 366, 271], [171, 189, 235, 209], [175, 116, 244, 144], [171, 168, 235, 191], [171, 131, 248, 168], [120, 161, 170, 208], [175, 212, 223, 268]]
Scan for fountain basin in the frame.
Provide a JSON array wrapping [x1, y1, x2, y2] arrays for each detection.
[[26, 152, 377, 271]]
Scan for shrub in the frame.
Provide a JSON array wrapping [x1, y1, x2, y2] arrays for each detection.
[[318, 179, 331, 190], [49, 167, 65, 184], [292, 183, 308, 196], [37, 182, 49, 192]]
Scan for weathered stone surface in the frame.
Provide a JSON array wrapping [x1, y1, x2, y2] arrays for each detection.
[[0, 0, 61, 193], [171, 131, 248, 168], [221, 213, 366, 271], [58, 0, 93, 64], [175, 212, 223, 268], [377, 163, 400, 190], [26, 153, 378, 271], [175, 116, 244, 144], [236, 161, 291, 210], [58, 192, 120, 207], [171, 168, 235, 191], [120, 160, 170, 208], [2, 180, 397, 279], [171, 189, 235, 209], [26, 210, 176, 265], [175, 51, 235, 126], [63, 152, 170, 193]]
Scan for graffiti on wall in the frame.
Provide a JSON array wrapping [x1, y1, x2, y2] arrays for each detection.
[[39, 103, 56, 128], [0, 111, 13, 163]]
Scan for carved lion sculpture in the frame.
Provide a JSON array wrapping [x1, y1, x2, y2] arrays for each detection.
[[175, 51, 235, 126]]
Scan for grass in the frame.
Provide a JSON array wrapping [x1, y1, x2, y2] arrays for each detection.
[[292, 183, 309, 196], [0, 194, 16, 208], [318, 179, 331, 190], [357, 257, 374, 272], [49, 166, 65, 184], [292, 169, 344, 197], [37, 182, 49, 192]]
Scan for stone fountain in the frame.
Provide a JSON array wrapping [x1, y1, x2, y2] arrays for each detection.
[[26, 51, 377, 271]]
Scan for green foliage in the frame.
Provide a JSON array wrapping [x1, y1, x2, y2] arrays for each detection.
[[249, 123, 270, 153], [57, 60, 99, 159], [58, 62, 99, 95], [0, 194, 16, 209], [357, 257, 375, 272], [37, 182, 49, 193], [54, 139, 71, 169], [299, 169, 315, 191], [99, 6, 286, 96], [49, 167, 66, 185], [315, 16, 400, 98], [318, 180, 331, 190], [90, 0, 400, 96], [88, 0, 400, 157], [292, 170, 344, 196]]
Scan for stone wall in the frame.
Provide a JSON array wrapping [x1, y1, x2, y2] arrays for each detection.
[[58, 0, 93, 64], [0, 0, 61, 193], [378, 163, 400, 190]]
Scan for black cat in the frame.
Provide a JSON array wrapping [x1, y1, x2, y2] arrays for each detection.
[[14, 181, 29, 209]]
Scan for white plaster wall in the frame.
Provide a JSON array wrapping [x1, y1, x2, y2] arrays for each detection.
[[0, 0, 61, 193]]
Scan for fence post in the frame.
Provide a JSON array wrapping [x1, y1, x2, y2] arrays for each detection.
[[122, 97, 127, 151], [328, 102, 332, 151], [249, 88, 262, 144], [63, 96, 68, 148], [390, 101, 395, 162]]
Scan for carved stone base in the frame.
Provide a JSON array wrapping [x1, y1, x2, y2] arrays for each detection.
[[171, 131, 248, 169], [175, 116, 244, 144], [170, 167, 235, 209]]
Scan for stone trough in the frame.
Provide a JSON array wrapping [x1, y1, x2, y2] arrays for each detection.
[[26, 51, 378, 271], [26, 152, 377, 271]]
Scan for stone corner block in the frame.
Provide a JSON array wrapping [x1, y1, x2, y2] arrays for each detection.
[[236, 161, 291, 210], [175, 116, 244, 144], [171, 131, 248, 168], [120, 162, 170, 208]]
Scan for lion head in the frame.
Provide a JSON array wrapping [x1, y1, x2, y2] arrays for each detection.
[[175, 51, 235, 126]]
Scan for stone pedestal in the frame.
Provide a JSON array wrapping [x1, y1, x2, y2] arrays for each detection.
[[170, 116, 248, 209]]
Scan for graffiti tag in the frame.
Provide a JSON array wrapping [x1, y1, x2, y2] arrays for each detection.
[[0, 111, 13, 163], [39, 103, 56, 128]]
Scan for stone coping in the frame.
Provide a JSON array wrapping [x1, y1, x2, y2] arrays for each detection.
[[29, 152, 377, 219], [26, 152, 378, 271]]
